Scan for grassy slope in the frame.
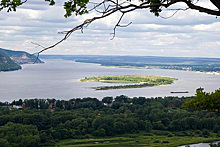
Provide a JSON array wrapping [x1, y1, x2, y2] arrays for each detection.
[[56, 132, 219, 147]]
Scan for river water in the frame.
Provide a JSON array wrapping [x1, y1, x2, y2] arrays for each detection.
[[0, 59, 220, 102]]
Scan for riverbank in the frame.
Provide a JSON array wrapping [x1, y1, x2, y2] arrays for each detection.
[[57, 132, 220, 147], [195, 71, 220, 76]]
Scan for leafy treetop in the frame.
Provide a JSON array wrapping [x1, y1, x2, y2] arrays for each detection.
[[1, 0, 220, 17], [183, 88, 220, 113]]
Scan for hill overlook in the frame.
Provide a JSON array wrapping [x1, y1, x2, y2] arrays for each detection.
[[0, 48, 43, 64], [0, 51, 21, 71], [0, 48, 43, 72]]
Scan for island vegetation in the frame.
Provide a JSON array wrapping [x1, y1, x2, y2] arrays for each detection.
[[0, 90, 220, 146], [80, 75, 177, 90]]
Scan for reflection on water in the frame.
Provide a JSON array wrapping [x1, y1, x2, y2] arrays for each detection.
[[0, 59, 220, 101], [179, 141, 220, 147]]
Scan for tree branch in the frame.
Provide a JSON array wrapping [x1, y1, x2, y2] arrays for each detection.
[[210, 0, 220, 10], [32, 0, 220, 56], [184, 0, 220, 16], [110, 13, 132, 39]]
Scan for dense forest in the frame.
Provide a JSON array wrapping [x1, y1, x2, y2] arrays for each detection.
[[0, 92, 220, 146]]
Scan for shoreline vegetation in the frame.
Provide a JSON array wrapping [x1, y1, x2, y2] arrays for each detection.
[[57, 133, 220, 147], [80, 75, 177, 90]]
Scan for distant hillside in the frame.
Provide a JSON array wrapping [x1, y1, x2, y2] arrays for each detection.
[[41, 55, 220, 72], [0, 48, 43, 64], [0, 51, 21, 71]]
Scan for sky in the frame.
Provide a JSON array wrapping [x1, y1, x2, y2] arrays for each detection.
[[0, 0, 220, 57]]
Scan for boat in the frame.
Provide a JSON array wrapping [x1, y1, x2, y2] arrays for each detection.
[[170, 91, 189, 93]]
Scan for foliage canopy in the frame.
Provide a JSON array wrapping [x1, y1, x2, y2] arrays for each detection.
[[183, 89, 220, 113], [1, 0, 220, 17], [0, 95, 220, 146]]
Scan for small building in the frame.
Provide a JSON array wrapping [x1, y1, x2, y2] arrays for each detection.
[[22, 103, 25, 108]]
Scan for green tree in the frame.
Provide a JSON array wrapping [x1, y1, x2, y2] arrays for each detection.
[[145, 120, 153, 132], [0, 122, 40, 147], [114, 122, 125, 134], [2, 0, 220, 17], [102, 97, 113, 105], [183, 89, 220, 112], [93, 128, 106, 137]]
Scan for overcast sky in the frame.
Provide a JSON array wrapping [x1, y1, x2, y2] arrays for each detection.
[[0, 0, 220, 57]]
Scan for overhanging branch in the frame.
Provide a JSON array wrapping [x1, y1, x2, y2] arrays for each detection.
[[32, 0, 220, 56]]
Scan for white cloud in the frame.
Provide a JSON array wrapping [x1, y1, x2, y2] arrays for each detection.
[[0, 1, 220, 57]]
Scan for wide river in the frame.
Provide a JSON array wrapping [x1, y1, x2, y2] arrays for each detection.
[[0, 59, 220, 102]]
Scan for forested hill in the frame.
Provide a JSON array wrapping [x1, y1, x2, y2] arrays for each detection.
[[0, 48, 44, 71], [0, 48, 43, 64], [0, 51, 21, 71]]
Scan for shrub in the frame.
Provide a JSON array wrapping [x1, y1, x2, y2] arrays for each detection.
[[153, 130, 169, 136], [202, 130, 210, 137], [162, 140, 170, 143], [213, 125, 220, 133], [153, 140, 160, 143]]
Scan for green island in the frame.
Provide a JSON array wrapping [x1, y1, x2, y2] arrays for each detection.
[[80, 75, 177, 90]]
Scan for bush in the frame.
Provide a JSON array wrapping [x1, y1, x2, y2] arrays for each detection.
[[174, 132, 187, 137], [153, 140, 160, 143], [143, 133, 152, 136], [213, 125, 220, 133], [162, 140, 170, 143], [195, 130, 201, 134], [216, 131, 220, 137], [202, 130, 210, 137], [153, 130, 169, 136], [92, 128, 106, 137]]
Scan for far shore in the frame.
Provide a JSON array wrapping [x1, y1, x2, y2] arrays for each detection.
[[107, 65, 220, 76]]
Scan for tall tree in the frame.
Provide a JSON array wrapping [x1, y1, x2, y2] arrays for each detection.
[[183, 89, 220, 113]]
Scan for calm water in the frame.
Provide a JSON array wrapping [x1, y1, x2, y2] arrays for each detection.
[[0, 59, 220, 102], [179, 141, 220, 147]]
